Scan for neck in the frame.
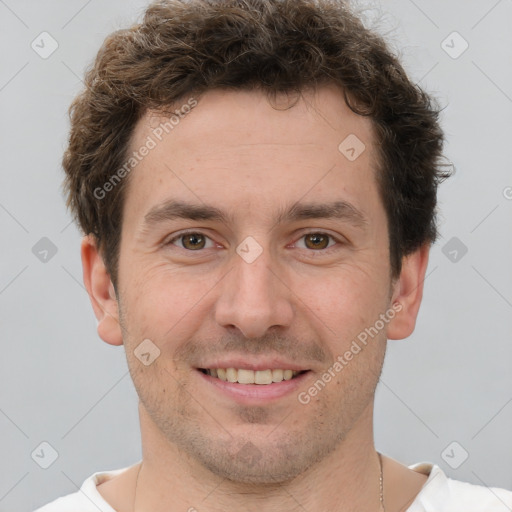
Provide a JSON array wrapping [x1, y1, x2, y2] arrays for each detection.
[[133, 403, 384, 512]]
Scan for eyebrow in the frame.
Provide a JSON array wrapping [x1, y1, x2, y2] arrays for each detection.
[[142, 199, 368, 231], [275, 200, 368, 228]]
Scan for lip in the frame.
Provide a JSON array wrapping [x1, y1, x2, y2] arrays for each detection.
[[195, 358, 310, 372], [196, 368, 312, 403]]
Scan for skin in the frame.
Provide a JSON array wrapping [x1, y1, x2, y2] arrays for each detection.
[[82, 84, 430, 511]]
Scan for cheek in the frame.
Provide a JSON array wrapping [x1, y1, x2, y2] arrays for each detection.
[[119, 263, 217, 346], [296, 273, 390, 372], [303, 262, 389, 325]]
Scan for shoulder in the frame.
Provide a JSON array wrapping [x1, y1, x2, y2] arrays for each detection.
[[33, 490, 105, 512], [33, 464, 136, 512], [408, 462, 512, 512], [441, 475, 512, 510]]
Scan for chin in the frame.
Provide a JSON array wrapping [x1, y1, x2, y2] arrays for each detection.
[[186, 431, 338, 486]]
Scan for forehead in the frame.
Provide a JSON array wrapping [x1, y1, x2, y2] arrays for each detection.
[[122, 85, 382, 228]]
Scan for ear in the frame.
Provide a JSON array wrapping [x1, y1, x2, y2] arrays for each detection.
[[387, 244, 430, 340], [81, 235, 123, 346]]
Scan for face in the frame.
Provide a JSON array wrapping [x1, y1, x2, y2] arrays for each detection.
[[113, 85, 397, 483]]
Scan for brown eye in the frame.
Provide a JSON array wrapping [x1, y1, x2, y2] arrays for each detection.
[[166, 231, 216, 252], [179, 233, 207, 250], [303, 233, 331, 250]]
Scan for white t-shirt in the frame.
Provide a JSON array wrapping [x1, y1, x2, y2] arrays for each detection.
[[34, 460, 512, 512]]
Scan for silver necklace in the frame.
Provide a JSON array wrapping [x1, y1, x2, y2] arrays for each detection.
[[133, 452, 385, 511]]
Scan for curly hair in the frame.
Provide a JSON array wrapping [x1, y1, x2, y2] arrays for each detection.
[[63, 0, 450, 287]]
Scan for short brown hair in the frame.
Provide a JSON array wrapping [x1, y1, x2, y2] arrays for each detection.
[[63, 0, 450, 287]]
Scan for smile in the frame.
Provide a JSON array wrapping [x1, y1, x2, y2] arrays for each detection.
[[198, 368, 308, 384]]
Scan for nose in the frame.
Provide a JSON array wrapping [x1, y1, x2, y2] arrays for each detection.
[[214, 245, 294, 339]]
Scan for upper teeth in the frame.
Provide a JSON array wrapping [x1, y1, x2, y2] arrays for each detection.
[[206, 368, 299, 384]]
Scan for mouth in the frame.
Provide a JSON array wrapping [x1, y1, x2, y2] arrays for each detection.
[[198, 368, 310, 385]]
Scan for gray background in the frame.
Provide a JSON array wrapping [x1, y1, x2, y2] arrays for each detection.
[[0, 0, 511, 510]]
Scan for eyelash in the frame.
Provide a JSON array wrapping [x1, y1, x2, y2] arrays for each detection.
[[165, 230, 342, 254]]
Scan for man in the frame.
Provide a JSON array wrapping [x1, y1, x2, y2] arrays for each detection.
[[35, 0, 512, 510]]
